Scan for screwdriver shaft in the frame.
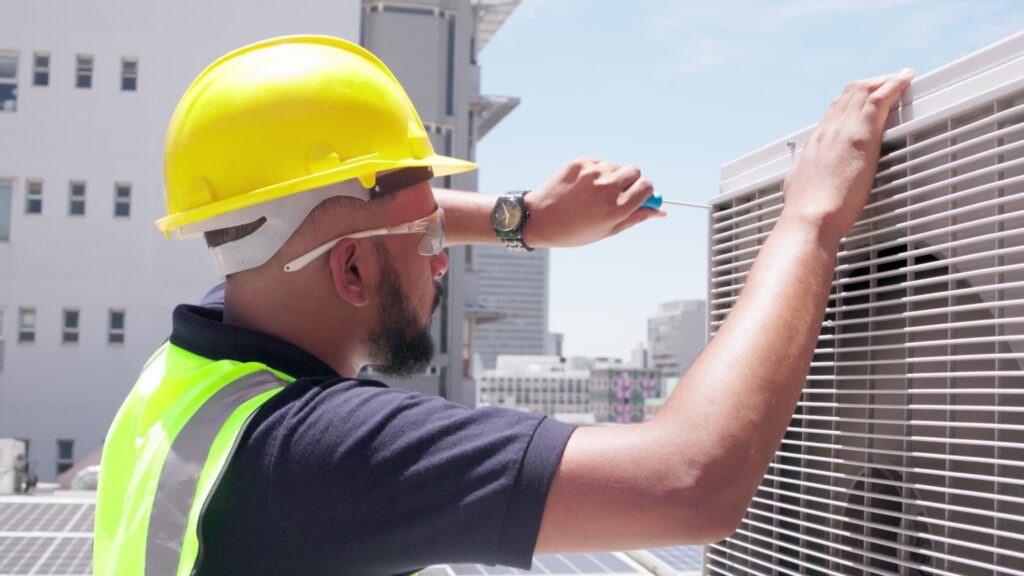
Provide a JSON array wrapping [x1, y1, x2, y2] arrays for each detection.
[[661, 199, 711, 209]]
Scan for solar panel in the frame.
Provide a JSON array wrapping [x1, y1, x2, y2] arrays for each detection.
[[0, 501, 93, 534], [643, 546, 703, 572], [0, 496, 701, 576], [0, 536, 92, 576], [449, 552, 650, 575], [0, 498, 95, 576]]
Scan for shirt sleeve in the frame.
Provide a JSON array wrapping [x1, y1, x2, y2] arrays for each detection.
[[261, 378, 576, 575]]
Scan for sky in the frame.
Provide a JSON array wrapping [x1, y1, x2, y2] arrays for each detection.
[[474, 0, 1024, 360]]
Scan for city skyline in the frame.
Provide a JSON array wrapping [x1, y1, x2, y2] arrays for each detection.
[[475, 0, 1024, 360]]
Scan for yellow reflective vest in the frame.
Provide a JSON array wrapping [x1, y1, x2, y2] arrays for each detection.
[[94, 341, 291, 575]]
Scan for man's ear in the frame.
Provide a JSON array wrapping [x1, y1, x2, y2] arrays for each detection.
[[328, 239, 371, 307]]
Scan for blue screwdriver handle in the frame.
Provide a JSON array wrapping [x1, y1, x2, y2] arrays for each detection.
[[642, 193, 663, 210]]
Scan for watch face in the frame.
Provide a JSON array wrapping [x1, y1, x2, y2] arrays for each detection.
[[492, 196, 523, 232]]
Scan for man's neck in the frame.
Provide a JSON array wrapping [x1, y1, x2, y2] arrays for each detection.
[[223, 279, 364, 378]]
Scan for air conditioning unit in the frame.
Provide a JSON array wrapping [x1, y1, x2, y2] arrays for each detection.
[[707, 33, 1024, 575], [0, 438, 28, 495]]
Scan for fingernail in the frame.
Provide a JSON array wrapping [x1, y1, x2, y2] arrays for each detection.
[[900, 67, 914, 78]]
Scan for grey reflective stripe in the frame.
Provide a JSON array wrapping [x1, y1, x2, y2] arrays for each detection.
[[145, 370, 285, 576]]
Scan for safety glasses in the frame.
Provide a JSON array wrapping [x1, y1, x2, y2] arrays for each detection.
[[283, 207, 445, 272]]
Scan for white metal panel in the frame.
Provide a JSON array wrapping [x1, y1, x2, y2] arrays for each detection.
[[707, 31, 1024, 576]]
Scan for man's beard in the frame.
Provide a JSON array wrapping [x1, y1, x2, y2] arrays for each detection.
[[367, 247, 443, 377]]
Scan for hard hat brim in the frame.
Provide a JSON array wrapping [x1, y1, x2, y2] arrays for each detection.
[[156, 154, 477, 236]]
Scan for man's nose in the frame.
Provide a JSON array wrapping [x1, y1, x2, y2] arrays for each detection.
[[431, 249, 449, 279]]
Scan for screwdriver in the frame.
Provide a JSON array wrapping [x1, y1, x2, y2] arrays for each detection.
[[642, 193, 710, 211]]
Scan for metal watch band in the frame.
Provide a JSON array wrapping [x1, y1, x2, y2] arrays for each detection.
[[502, 236, 533, 252], [498, 191, 533, 252]]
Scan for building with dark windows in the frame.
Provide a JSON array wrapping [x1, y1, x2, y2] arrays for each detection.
[[0, 0, 520, 482]]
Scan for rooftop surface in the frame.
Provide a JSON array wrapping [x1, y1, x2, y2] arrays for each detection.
[[0, 495, 702, 575]]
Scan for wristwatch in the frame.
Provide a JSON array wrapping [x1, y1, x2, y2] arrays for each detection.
[[491, 192, 533, 252]]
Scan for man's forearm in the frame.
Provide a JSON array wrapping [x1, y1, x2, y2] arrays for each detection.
[[433, 159, 658, 250], [651, 212, 839, 516], [434, 188, 501, 247]]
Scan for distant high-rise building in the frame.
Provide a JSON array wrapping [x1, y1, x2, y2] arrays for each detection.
[[544, 331, 564, 357], [630, 342, 649, 369], [470, 246, 549, 370], [647, 300, 706, 379]]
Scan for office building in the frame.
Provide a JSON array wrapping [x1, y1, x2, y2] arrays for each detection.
[[470, 245, 549, 370], [477, 355, 590, 418], [647, 299, 706, 379], [0, 0, 520, 480]]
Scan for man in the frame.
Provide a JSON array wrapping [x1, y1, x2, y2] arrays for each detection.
[[94, 36, 913, 575]]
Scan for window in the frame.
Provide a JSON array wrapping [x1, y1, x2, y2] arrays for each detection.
[[62, 309, 79, 344], [114, 182, 130, 217], [445, 15, 455, 116], [33, 52, 48, 86], [69, 181, 85, 216], [56, 439, 74, 475], [121, 57, 137, 91], [0, 51, 16, 111], [18, 307, 35, 343], [0, 180, 10, 241], [108, 309, 125, 345], [0, 309, 5, 371], [75, 54, 93, 89], [25, 179, 42, 214]]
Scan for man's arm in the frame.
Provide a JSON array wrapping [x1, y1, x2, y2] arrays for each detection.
[[436, 158, 663, 248], [536, 70, 915, 551]]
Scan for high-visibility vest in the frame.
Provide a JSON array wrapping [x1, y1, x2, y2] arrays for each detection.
[[94, 341, 291, 575]]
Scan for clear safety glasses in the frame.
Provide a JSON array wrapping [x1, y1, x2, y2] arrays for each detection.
[[283, 207, 445, 272]]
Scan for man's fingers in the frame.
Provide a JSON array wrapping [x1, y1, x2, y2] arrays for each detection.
[[838, 74, 894, 117], [861, 68, 914, 129], [611, 164, 642, 191], [618, 174, 654, 210], [581, 160, 621, 181], [610, 206, 663, 236], [842, 70, 911, 124]]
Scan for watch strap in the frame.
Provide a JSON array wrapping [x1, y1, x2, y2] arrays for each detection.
[[497, 192, 533, 252]]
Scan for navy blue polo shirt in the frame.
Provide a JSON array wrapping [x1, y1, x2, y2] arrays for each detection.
[[169, 305, 575, 575]]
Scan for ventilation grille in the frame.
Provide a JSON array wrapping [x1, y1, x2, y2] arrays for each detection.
[[706, 36, 1024, 576]]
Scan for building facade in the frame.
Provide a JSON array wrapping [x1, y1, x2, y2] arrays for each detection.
[[588, 361, 661, 424], [477, 355, 590, 417], [0, 0, 520, 481], [469, 245, 550, 370], [646, 299, 706, 379], [477, 355, 661, 424]]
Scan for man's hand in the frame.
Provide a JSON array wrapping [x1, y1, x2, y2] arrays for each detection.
[[523, 157, 662, 248], [782, 69, 914, 245]]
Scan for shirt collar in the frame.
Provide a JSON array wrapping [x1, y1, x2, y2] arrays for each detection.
[[170, 304, 339, 379]]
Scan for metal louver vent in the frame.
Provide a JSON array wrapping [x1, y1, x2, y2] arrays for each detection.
[[706, 32, 1024, 576]]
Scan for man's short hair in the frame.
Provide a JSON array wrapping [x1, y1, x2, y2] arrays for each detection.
[[203, 166, 435, 266], [204, 217, 267, 249]]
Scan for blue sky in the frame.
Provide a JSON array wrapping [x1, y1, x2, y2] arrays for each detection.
[[474, 0, 1024, 360]]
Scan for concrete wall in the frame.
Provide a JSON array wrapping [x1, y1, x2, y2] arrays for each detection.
[[0, 0, 362, 481]]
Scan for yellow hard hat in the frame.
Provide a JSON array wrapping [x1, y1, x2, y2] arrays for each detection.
[[156, 35, 477, 237]]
